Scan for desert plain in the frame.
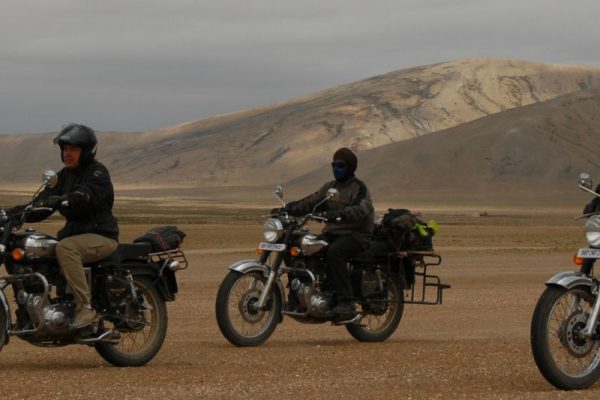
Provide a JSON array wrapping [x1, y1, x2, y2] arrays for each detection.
[[0, 193, 598, 399]]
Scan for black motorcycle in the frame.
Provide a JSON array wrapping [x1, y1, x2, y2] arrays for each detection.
[[215, 185, 449, 346], [0, 171, 187, 366], [531, 172, 600, 389]]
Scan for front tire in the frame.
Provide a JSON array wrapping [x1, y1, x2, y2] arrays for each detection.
[[346, 274, 404, 342], [95, 276, 168, 367], [215, 271, 282, 346], [0, 306, 6, 352], [531, 285, 600, 390]]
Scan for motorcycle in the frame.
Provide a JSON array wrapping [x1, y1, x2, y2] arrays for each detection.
[[0, 171, 187, 366], [215, 185, 449, 346], [531, 172, 600, 389]]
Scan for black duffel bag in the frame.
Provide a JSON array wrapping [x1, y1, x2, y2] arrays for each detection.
[[133, 226, 186, 252], [373, 208, 437, 251]]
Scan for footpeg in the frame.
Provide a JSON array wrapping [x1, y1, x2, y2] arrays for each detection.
[[332, 314, 362, 326], [78, 328, 121, 344]]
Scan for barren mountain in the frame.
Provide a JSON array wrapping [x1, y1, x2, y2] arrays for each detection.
[[287, 88, 600, 204], [1, 57, 599, 191]]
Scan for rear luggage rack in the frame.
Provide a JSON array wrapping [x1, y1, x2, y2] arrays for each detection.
[[402, 251, 450, 305], [149, 249, 188, 271]]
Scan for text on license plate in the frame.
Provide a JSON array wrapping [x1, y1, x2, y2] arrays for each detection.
[[577, 248, 600, 258], [258, 242, 286, 252]]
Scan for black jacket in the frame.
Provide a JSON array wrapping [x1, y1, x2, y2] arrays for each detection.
[[25, 160, 119, 241], [286, 176, 374, 247]]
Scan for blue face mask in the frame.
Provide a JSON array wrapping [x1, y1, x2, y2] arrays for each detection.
[[331, 162, 348, 181]]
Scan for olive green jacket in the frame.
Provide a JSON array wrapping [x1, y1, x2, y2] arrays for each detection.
[[286, 176, 374, 247]]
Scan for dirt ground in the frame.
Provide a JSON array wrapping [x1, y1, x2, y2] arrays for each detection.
[[1, 205, 600, 399]]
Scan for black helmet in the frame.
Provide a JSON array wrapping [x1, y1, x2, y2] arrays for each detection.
[[54, 123, 98, 165]]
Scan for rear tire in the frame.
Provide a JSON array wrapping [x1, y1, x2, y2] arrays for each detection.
[[95, 276, 168, 367], [346, 274, 404, 342]]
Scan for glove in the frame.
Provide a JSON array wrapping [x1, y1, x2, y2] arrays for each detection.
[[45, 195, 69, 208], [322, 210, 342, 223], [584, 197, 600, 214], [270, 207, 285, 215], [5, 205, 26, 220]]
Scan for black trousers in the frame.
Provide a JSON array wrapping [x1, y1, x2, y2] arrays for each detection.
[[325, 234, 364, 303]]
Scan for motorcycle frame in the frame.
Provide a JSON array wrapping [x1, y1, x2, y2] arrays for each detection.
[[0, 282, 10, 342]]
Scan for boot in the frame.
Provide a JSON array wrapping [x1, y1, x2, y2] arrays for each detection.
[[331, 301, 355, 317], [72, 304, 97, 329]]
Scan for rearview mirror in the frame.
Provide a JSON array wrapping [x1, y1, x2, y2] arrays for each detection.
[[273, 184, 284, 200], [42, 170, 58, 189], [272, 184, 285, 206], [326, 188, 340, 202]]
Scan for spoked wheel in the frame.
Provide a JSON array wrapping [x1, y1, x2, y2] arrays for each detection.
[[531, 285, 600, 390], [346, 275, 404, 342], [95, 277, 168, 367], [215, 271, 282, 347]]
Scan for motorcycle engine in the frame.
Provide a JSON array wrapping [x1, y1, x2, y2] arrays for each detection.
[[291, 279, 334, 318], [18, 290, 73, 335]]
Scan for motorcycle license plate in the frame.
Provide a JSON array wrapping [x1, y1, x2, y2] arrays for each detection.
[[577, 248, 600, 258], [258, 242, 286, 252]]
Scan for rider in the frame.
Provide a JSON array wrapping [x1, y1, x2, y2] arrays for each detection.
[[13, 123, 119, 329], [283, 147, 374, 317]]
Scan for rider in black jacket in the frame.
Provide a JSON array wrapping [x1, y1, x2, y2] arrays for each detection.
[[285, 147, 374, 317], [15, 124, 119, 329]]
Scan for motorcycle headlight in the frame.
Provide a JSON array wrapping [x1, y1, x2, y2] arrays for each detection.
[[263, 218, 284, 243], [585, 216, 600, 247]]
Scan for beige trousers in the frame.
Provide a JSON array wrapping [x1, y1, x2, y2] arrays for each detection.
[[55, 234, 118, 305]]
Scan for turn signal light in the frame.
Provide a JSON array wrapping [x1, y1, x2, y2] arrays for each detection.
[[256, 248, 265, 255], [12, 248, 25, 261], [573, 254, 584, 266], [290, 246, 300, 257]]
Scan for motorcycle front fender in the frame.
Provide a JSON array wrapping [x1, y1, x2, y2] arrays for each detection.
[[545, 271, 594, 290], [228, 259, 286, 317]]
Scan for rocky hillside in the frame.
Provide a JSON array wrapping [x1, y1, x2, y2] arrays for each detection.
[[0, 58, 599, 191], [287, 88, 600, 204]]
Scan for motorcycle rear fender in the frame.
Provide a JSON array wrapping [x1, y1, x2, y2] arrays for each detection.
[[121, 262, 177, 302], [545, 271, 594, 290], [228, 259, 285, 317]]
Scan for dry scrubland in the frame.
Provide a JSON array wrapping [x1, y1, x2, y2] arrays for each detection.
[[0, 195, 600, 399]]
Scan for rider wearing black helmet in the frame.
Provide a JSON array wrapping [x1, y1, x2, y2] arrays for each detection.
[[18, 123, 119, 328], [54, 123, 98, 166]]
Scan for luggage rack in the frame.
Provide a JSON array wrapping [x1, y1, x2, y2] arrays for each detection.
[[400, 250, 450, 305], [149, 249, 188, 271]]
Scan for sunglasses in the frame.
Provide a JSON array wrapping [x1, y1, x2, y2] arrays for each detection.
[[331, 162, 347, 168]]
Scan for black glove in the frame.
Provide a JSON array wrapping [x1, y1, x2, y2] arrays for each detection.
[[270, 207, 285, 215], [45, 195, 69, 208], [5, 205, 25, 220], [322, 210, 342, 222], [584, 197, 600, 214]]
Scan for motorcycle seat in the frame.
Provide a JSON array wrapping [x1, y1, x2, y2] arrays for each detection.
[[86, 243, 152, 267], [351, 241, 392, 264]]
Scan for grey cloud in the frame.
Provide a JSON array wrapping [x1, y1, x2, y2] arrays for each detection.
[[1, 0, 600, 133]]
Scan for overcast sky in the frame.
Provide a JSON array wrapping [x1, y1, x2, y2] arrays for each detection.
[[1, 0, 599, 134]]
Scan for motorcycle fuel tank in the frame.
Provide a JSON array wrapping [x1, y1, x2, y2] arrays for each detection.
[[20, 232, 59, 259]]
